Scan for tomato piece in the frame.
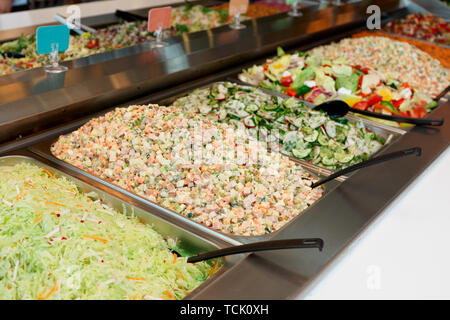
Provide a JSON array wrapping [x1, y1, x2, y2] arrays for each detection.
[[414, 100, 427, 109], [360, 67, 370, 74], [400, 82, 410, 88], [280, 75, 293, 87], [87, 39, 99, 49], [366, 93, 383, 106], [286, 88, 298, 97], [357, 74, 364, 90], [410, 108, 428, 118], [353, 101, 369, 111], [373, 103, 394, 114], [263, 65, 268, 72], [392, 98, 405, 108]]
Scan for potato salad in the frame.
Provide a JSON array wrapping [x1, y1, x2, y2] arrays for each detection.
[[52, 105, 323, 236]]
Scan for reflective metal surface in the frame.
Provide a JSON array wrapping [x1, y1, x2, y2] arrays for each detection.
[[0, 0, 405, 143], [0, 152, 242, 299], [1, 0, 449, 299]]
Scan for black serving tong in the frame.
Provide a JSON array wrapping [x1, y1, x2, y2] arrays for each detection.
[[313, 100, 444, 126], [311, 147, 422, 188], [0, 51, 25, 58], [115, 9, 147, 22], [172, 238, 324, 263]]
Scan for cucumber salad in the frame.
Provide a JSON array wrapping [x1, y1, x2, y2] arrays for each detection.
[[238, 47, 437, 124], [171, 82, 391, 170]]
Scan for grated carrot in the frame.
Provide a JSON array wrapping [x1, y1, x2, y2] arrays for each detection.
[[126, 276, 147, 281], [41, 168, 54, 179], [45, 201, 64, 206], [173, 253, 177, 264], [164, 289, 175, 300], [177, 271, 185, 280], [83, 235, 108, 243], [209, 263, 218, 277], [37, 281, 58, 300], [33, 216, 42, 224]]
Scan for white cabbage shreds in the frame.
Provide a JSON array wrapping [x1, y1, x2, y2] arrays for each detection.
[[0, 162, 216, 300], [52, 104, 324, 236]]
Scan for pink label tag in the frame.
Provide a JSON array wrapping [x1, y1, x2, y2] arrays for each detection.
[[148, 7, 172, 32], [229, 0, 249, 16]]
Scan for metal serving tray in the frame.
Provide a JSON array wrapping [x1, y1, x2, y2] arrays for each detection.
[[156, 80, 406, 177], [29, 111, 338, 245], [0, 153, 244, 299], [230, 13, 450, 127]]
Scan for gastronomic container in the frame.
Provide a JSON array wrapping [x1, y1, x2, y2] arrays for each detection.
[[0, 154, 240, 299]]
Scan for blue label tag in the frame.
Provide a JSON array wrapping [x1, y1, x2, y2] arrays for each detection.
[[36, 25, 70, 54]]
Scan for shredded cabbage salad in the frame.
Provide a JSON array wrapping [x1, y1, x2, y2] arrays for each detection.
[[0, 162, 217, 300]]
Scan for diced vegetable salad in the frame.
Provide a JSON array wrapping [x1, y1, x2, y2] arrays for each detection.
[[308, 37, 449, 98], [172, 82, 391, 169], [383, 13, 450, 46], [171, 3, 231, 34], [52, 104, 323, 236], [0, 162, 217, 300], [0, 5, 235, 75], [238, 47, 438, 124]]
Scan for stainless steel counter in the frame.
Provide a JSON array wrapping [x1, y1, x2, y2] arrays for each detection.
[[0, 0, 407, 144]]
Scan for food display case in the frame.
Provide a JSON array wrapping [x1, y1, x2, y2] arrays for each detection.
[[0, 0, 449, 299]]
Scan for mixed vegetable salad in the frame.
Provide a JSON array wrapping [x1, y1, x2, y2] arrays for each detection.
[[0, 4, 239, 75], [172, 82, 391, 170], [52, 104, 323, 236], [0, 20, 155, 73], [0, 162, 217, 300], [239, 47, 437, 125], [309, 36, 450, 99], [171, 3, 231, 34], [383, 13, 450, 46]]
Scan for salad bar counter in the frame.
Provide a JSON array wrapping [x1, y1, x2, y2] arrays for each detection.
[[0, 0, 449, 299]]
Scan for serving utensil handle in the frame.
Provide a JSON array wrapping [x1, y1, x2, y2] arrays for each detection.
[[350, 108, 444, 126], [311, 147, 422, 188], [187, 238, 324, 263]]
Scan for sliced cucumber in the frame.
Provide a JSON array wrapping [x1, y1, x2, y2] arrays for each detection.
[[283, 131, 298, 145], [327, 139, 341, 151], [243, 115, 256, 128], [304, 130, 319, 142], [217, 108, 227, 120], [334, 151, 354, 163], [325, 121, 337, 138], [273, 121, 289, 132], [199, 104, 213, 114], [319, 146, 333, 159], [318, 133, 329, 146], [256, 110, 277, 120], [321, 156, 338, 166], [292, 148, 312, 159], [264, 103, 280, 111], [245, 103, 259, 113], [311, 146, 321, 158]]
